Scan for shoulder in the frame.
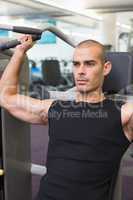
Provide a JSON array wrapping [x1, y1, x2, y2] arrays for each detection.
[[121, 101, 133, 126], [120, 101, 133, 142], [108, 97, 133, 125], [108, 97, 133, 126]]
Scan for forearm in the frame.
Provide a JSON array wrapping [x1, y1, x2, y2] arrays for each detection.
[[0, 50, 25, 91], [0, 49, 25, 107]]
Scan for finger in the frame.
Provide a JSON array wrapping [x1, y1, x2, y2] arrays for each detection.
[[15, 34, 34, 51], [18, 35, 30, 44]]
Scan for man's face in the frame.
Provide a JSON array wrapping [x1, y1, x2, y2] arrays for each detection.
[[73, 46, 110, 94]]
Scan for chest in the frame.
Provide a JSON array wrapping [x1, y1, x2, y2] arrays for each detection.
[[49, 108, 122, 145]]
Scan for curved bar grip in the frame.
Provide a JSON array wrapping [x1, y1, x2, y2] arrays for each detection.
[[13, 26, 42, 35], [0, 24, 42, 35], [0, 24, 76, 49], [0, 35, 41, 50], [43, 26, 76, 48]]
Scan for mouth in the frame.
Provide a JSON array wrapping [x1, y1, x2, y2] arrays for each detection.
[[77, 80, 88, 85]]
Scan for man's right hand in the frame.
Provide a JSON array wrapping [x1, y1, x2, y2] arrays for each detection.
[[16, 35, 35, 54]]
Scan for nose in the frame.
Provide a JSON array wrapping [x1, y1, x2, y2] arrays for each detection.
[[78, 65, 86, 75]]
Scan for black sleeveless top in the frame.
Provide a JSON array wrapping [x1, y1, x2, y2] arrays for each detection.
[[37, 98, 131, 200]]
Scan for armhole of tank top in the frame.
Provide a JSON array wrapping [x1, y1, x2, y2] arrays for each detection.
[[48, 100, 59, 117], [118, 101, 132, 145]]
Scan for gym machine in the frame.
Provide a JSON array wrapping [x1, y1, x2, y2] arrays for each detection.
[[0, 24, 132, 200]]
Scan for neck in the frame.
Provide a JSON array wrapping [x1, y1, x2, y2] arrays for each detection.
[[76, 88, 106, 103]]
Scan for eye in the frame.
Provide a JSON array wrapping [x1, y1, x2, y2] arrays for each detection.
[[73, 61, 80, 67], [85, 61, 96, 67]]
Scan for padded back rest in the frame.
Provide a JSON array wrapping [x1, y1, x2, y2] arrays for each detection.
[[103, 52, 133, 95]]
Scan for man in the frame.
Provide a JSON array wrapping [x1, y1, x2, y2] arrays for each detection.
[[0, 35, 132, 200]]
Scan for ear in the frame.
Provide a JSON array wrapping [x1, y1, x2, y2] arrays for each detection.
[[103, 61, 112, 76]]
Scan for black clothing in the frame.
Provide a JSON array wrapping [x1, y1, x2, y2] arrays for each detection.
[[37, 99, 131, 200]]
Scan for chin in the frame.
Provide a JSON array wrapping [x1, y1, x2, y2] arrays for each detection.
[[77, 86, 90, 94], [77, 83, 97, 94]]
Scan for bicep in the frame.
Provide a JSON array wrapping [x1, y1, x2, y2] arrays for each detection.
[[8, 108, 47, 124], [5, 94, 52, 124]]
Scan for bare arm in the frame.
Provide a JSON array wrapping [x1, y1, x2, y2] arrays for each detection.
[[0, 35, 53, 124], [122, 102, 133, 141]]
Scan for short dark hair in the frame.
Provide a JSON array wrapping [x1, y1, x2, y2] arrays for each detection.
[[76, 39, 106, 64]]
